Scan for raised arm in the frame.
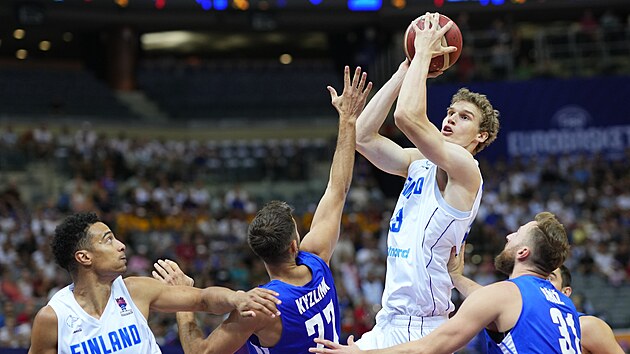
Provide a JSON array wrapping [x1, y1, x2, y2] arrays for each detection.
[[300, 66, 372, 264], [355, 61, 422, 177], [28, 306, 58, 354], [580, 315, 625, 354], [447, 245, 482, 299], [394, 14, 480, 190]]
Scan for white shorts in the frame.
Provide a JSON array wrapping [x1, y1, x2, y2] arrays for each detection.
[[355, 313, 448, 350]]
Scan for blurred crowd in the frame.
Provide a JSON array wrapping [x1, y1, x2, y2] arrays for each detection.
[[0, 122, 628, 349]]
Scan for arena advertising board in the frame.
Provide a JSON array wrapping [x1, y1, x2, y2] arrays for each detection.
[[426, 76, 630, 159]]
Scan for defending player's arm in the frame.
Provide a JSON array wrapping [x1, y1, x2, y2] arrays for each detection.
[[28, 306, 59, 354], [151, 260, 278, 354], [580, 315, 625, 354], [394, 14, 481, 193], [300, 66, 372, 265], [447, 245, 482, 298], [310, 282, 513, 354], [355, 60, 422, 177], [175, 310, 271, 354]]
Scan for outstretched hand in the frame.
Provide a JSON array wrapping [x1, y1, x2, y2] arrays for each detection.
[[233, 287, 282, 318], [328, 66, 373, 120], [152, 259, 194, 287], [411, 12, 458, 60], [309, 335, 364, 354]]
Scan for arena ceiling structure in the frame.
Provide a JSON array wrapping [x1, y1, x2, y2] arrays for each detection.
[[0, 0, 628, 61]]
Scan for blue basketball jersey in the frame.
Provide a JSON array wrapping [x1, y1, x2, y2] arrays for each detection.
[[484, 275, 582, 354], [246, 251, 340, 354]]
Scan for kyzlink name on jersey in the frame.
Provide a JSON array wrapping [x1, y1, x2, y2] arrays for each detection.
[[295, 278, 331, 315]]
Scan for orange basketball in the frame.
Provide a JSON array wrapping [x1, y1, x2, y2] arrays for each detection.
[[403, 14, 463, 73]]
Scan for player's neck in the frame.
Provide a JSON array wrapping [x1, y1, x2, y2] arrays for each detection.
[[72, 275, 116, 319], [72, 272, 116, 319], [265, 261, 312, 287], [509, 263, 546, 280]]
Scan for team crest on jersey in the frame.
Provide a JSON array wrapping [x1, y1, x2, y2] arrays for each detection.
[[116, 297, 133, 316]]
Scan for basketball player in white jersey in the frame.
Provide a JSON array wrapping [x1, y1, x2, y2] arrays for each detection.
[[353, 13, 500, 349], [28, 212, 280, 354]]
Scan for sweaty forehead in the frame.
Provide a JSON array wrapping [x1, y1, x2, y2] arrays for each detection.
[[450, 101, 482, 119]]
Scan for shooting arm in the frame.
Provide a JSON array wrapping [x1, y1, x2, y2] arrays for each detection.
[[356, 61, 421, 177]]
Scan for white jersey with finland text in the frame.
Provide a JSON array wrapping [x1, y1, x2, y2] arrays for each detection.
[[48, 276, 162, 354], [379, 158, 482, 318]]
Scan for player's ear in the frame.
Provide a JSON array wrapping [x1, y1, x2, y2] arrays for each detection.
[[290, 239, 299, 255], [476, 131, 489, 144], [516, 246, 530, 260], [75, 250, 92, 266], [562, 286, 573, 297]]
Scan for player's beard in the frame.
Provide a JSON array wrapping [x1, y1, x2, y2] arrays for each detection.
[[494, 246, 517, 276]]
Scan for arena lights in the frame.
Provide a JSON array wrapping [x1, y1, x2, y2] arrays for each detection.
[[233, 0, 249, 10], [391, 0, 406, 9], [348, 0, 382, 11]]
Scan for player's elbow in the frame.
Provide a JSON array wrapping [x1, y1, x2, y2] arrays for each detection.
[[393, 108, 414, 132], [356, 127, 375, 150], [192, 340, 214, 354]]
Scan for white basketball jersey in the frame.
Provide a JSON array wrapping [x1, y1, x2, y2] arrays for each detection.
[[379, 159, 482, 318], [48, 276, 162, 354]]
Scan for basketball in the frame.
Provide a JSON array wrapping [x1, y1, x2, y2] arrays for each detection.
[[403, 14, 463, 72]]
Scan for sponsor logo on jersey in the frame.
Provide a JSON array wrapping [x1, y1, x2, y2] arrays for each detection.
[[387, 246, 410, 259]]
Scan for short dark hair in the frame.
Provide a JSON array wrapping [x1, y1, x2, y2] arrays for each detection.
[[247, 201, 297, 265], [52, 212, 100, 273], [559, 264, 572, 289], [528, 212, 570, 275]]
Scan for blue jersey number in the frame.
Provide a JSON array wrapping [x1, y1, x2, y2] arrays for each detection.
[[390, 208, 403, 232], [550, 308, 581, 354], [391, 176, 425, 233], [305, 300, 339, 349]]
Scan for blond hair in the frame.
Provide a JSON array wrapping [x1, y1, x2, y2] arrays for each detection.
[[451, 88, 500, 154]]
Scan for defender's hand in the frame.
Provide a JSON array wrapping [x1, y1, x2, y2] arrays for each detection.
[[152, 259, 194, 287], [447, 244, 465, 278], [328, 66, 373, 120], [234, 288, 282, 318], [309, 335, 364, 354]]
